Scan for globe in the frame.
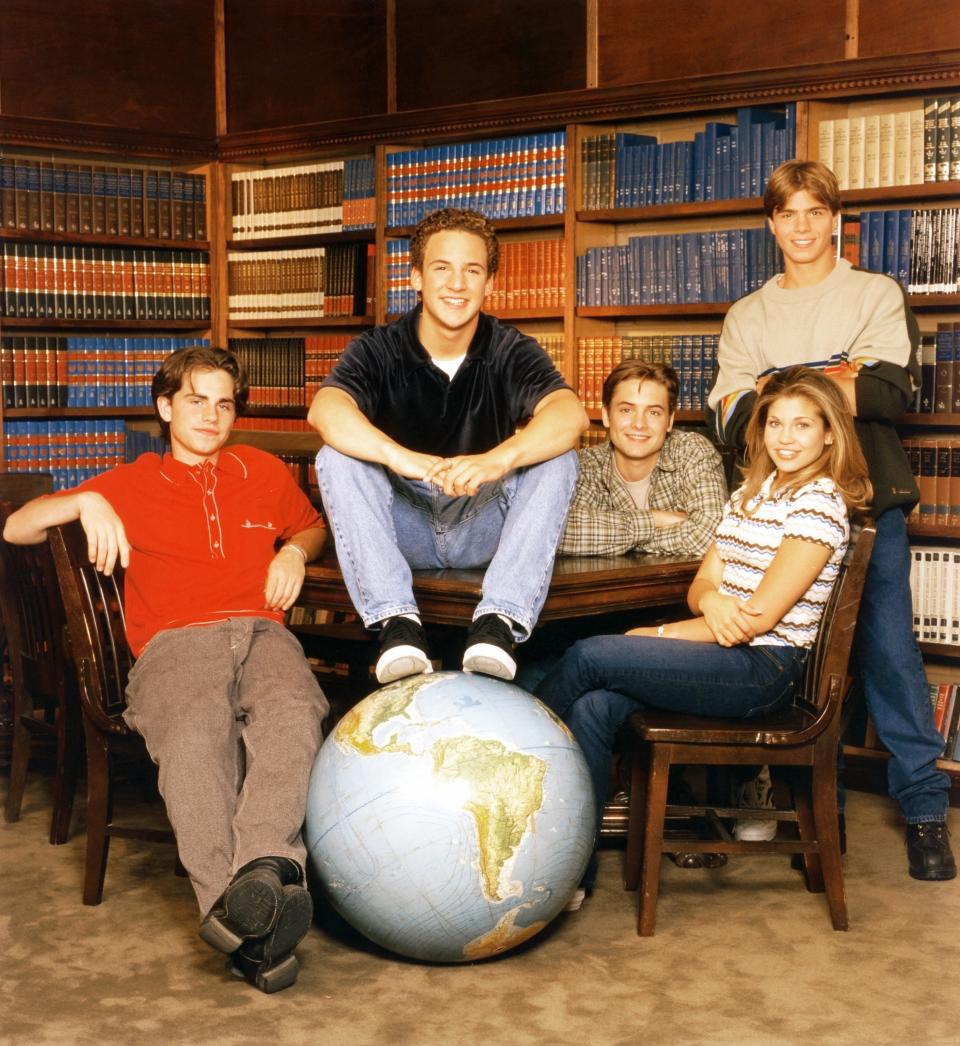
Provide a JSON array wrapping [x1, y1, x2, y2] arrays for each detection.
[[305, 671, 596, 963]]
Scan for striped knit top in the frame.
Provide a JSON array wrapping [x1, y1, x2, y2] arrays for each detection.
[[714, 473, 850, 648]]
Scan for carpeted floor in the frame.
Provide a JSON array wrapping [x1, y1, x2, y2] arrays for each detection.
[[2, 775, 959, 1046]]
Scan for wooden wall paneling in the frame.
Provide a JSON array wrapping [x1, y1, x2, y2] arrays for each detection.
[[0, 0, 215, 140], [857, 0, 960, 58], [597, 0, 848, 87], [224, 0, 388, 134], [394, 0, 587, 111]]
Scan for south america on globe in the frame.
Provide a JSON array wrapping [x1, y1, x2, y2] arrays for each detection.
[[305, 671, 595, 963]]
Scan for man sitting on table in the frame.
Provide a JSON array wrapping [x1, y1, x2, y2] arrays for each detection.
[[2, 346, 328, 994], [559, 360, 726, 559], [309, 207, 587, 685]]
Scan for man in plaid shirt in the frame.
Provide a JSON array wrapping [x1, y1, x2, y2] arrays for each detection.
[[559, 360, 726, 558]]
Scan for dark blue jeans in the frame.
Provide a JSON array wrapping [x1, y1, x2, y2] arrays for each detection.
[[855, 508, 949, 823], [534, 635, 807, 883]]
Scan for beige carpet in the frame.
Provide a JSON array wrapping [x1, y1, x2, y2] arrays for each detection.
[[2, 775, 959, 1046]]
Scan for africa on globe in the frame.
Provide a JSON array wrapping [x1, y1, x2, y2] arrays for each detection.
[[305, 671, 595, 963]]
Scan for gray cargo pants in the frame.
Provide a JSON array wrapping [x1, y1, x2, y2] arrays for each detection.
[[124, 617, 328, 916]]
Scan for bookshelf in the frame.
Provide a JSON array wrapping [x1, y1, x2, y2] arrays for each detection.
[[0, 149, 214, 485]]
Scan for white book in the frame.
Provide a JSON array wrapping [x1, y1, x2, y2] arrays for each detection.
[[894, 111, 912, 186], [910, 107, 926, 185], [878, 112, 896, 187], [818, 119, 834, 173], [848, 116, 865, 189], [863, 115, 881, 189], [910, 546, 924, 639], [832, 118, 850, 189]]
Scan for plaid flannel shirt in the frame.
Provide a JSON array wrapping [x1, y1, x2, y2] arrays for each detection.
[[558, 429, 727, 558]]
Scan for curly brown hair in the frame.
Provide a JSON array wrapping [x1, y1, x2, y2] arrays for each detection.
[[151, 346, 249, 442], [409, 207, 499, 275], [601, 359, 679, 415]]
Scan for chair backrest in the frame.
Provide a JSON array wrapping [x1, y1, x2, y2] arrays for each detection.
[[0, 472, 54, 506], [794, 521, 876, 723], [0, 500, 67, 708], [48, 521, 134, 737]]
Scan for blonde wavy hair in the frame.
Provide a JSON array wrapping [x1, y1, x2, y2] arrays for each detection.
[[738, 366, 872, 515]]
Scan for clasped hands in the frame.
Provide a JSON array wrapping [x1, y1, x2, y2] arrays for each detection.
[[389, 445, 513, 497], [695, 590, 763, 647]]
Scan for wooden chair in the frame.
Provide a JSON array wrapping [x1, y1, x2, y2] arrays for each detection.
[[47, 520, 176, 905], [1, 497, 82, 844], [624, 522, 876, 936]]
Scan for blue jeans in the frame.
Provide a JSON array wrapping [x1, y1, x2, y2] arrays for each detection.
[[316, 446, 578, 639], [855, 508, 949, 823], [534, 635, 807, 881]]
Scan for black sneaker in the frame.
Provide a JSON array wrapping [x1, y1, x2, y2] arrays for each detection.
[[463, 614, 517, 681], [906, 822, 957, 881], [375, 616, 432, 685]]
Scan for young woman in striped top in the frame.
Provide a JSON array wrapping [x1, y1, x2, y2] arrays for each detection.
[[535, 367, 871, 901]]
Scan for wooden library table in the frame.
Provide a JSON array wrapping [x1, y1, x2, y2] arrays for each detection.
[[300, 547, 700, 627]]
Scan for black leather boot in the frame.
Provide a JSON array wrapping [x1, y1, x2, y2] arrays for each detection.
[[906, 823, 957, 881], [232, 884, 314, 993], [199, 856, 303, 954]]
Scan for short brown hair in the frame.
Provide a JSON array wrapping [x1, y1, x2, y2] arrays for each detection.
[[151, 346, 249, 441], [409, 207, 499, 275], [602, 360, 679, 416], [763, 160, 841, 218]]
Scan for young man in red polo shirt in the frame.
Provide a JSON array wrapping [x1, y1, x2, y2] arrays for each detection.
[[3, 346, 328, 993]]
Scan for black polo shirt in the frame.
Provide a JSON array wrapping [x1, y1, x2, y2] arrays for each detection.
[[322, 306, 570, 457]]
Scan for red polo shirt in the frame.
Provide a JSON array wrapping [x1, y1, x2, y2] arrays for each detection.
[[68, 445, 323, 656]]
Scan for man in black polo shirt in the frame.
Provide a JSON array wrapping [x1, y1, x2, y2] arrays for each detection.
[[308, 208, 587, 683]]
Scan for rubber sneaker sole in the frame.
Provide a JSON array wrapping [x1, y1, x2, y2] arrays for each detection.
[[563, 887, 586, 912], [375, 647, 433, 685], [462, 642, 517, 681]]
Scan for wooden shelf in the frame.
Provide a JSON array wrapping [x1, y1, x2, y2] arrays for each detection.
[[228, 316, 375, 329], [386, 215, 564, 236], [899, 413, 960, 427], [0, 317, 210, 330], [918, 641, 960, 658], [907, 524, 960, 539], [227, 430, 322, 455], [578, 198, 766, 223], [2, 406, 155, 418], [226, 228, 375, 250], [0, 228, 209, 251], [907, 294, 960, 310], [578, 302, 732, 318], [840, 181, 960, 206], [843, 744, 960, 777]]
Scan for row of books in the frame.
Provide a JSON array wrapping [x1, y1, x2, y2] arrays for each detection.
[[385, 239, 416, 315], [576, 334, 718, 411], [915, 323, 960, 414], [911, 545, 960, 645], [818, 96, 959, 191], [579, 426, 608, 448], [906, 439, 960, 529], [226, 244, 371, 320], [0, 336, 205, 409], [230, 157, 375, 239], [483, 238, 566, 312], [232, 416, 314, 432], [3, 418, 131, 490], [929, 679, 960, 761], [533, 333, 564, 372], [576, 228, 783, 306], [1, 242, 211, 322], [580, 104, 796, 210], [0, 156, 207, 240], [385, 131, 567, 227], [840, 208, 960, 293], [227, 335, 352, 407]]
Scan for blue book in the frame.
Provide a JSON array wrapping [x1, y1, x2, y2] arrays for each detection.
[[897, 209, 912, 290], [615, 133, 656, 209], [883, 210, 900, 282], [869, 210, 885, 275]]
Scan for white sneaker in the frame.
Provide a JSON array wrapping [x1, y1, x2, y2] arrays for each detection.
[[732, 766, 778, 842], [563, 887, 587, 912]]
